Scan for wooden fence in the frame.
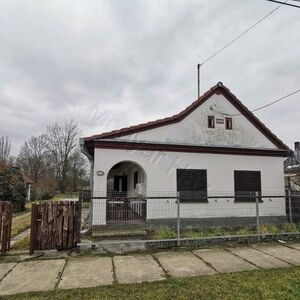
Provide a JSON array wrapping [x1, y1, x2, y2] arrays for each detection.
[[30, 201, 82, 255], [0, 202, 13, 255]]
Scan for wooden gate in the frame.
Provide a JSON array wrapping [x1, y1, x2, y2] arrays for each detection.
[[106, 197, 146, 224], [0, 201, 13, 255], [30, 201, 81, 254]]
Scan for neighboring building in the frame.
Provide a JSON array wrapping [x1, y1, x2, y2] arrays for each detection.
[[22, 174, 34, 201], [284, 142, 300, 191], [81, 82, 291, 230], [0, 161, 34, 201]]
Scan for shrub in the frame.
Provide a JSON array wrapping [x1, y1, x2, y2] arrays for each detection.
[[0, 167, 27, 212], [260, 224, 279, 234], [184, 230, 206, 238], [281, 223, 298, 233], [153, 227, 176, 240], [41, 191, 54, 200], [236, 228, 253, 236]]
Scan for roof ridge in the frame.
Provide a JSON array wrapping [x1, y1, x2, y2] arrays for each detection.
[[82, 82, 290, 151]]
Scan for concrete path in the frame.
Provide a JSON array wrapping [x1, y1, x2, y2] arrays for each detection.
[[1, 243, 300, 296], [10, 228, 30, 246]]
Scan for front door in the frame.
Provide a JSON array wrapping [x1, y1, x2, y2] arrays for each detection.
[[114, 175, 127, 194]]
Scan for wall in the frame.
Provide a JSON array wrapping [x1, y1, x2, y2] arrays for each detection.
[[92, 148, 285, 225], [118, 93, 277, 149]]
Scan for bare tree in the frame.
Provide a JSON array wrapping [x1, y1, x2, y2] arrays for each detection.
[[68, 148, 88, 192], [0, 136, 11, 162], [18, 135, 49, 183], [46, 119, 80, 193]]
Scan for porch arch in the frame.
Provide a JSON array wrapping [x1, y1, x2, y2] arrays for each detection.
[[106, 160, 147, 197]]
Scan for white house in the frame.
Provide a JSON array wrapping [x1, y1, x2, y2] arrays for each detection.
[[81, 82, 291, 230]]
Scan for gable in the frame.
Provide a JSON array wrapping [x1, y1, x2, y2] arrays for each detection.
[[117, 92, 278, 149], [82, 82, 290, 157]]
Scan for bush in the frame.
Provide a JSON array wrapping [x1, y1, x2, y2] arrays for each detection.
[[260, 224, 279, 234], [153, 227, 177, 240], [281, 223, 299, 233], [41, 191, 54, 200], [236, 228, 253, 236], [0, 167, 27, 212]]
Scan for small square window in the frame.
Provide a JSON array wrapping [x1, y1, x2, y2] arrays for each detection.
[[208, 116, 215, 128], [225, 117, 232, 130]]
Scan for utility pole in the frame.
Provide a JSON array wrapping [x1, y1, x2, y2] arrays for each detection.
[[197, 63, 201, 99]]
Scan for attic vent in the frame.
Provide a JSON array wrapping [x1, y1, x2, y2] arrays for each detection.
[[208, 116, 215, 128], [225, 117, 232, 130]]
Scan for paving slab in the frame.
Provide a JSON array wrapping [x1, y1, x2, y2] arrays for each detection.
[[114, 254, 165, 284], [0, 263, 16, 280], [287, 244, 300, 251], [252, 245, 300, 266], [193, 249, 257, 273], [0, 259, 65, 296], [59, 257, 113, 289], [155, 251, 215, 278], [228, 247, 290, 269]]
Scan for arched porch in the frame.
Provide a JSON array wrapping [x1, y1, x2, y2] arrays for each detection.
[[106, 161, 147, 224]]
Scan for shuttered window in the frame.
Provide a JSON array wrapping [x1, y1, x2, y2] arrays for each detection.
[[234, 171, 261, 202], [177, 169, 207, 203]]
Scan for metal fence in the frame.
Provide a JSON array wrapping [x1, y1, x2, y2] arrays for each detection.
[[89, 191, 300, 245]]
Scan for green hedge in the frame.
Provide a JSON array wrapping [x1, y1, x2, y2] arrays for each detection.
[[0, 167, 27, 212]]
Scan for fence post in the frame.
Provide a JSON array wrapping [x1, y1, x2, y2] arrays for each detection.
[[29, 204, 37, 255], [177, 192, 180, 246], [255, 192, 260, 241], [288, 189, 293, 223]]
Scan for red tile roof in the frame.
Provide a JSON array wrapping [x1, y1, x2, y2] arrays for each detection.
[[22, 174, 34, 184], [82, 82, 290, 151]]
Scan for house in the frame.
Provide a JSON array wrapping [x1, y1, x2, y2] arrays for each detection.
[[284, 142, 300, 191], [22, 174, 34, 201], [81, 82, 291, 231], [0, 161, 33, 202]]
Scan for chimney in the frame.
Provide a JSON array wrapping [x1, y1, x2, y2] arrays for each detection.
[[295, 142, 300, 151]]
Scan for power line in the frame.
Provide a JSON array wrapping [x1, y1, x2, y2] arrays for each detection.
[[213, 89, 300, 117], [266, 0, 300, 8], [200, 1, 287, 66], [197, 0, 288, 97]]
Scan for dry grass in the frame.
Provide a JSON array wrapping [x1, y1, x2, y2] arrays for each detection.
[[11, 212, 31, 237], [10, 236, 30, 251]]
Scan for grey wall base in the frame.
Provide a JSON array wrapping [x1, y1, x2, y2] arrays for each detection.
[[146, 216, 288, 230]]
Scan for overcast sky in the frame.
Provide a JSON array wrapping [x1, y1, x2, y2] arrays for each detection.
[[0, 0, 299, 155]]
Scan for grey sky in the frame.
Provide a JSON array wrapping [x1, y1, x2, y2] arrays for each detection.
[[0, 0, 299, 155]]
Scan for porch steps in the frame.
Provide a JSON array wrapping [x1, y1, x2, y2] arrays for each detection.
[[92, 224, 148, 240]]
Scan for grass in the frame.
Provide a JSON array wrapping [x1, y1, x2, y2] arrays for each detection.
[[153, 223, 300, 240], [3, 267, 300, 300], [10, 236, 30, 251], [53, 192, 79, 200], [11, 212, 31, 237]]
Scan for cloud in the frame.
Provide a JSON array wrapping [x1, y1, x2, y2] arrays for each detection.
[[0, 0, 299, 154]]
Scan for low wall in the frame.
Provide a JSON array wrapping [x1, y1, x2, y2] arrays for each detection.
[[146, 216, 288, 230]]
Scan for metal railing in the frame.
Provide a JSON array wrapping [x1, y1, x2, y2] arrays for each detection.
[[89, 190, 300, 245]]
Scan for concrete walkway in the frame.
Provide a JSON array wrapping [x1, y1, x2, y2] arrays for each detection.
[[0, 243, 299, 296], [10, 228, 30, 247]]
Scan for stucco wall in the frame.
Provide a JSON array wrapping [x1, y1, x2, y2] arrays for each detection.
[[92, 148, 285, 225], [118, 93, 277, 149]]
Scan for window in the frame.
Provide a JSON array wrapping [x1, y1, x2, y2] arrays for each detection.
[[208, 116, 215, 128], [177, 169, 207, 202], [234, 171, 261, 202], [225, 117, 232, 130], [134, 171, 138, 189]]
